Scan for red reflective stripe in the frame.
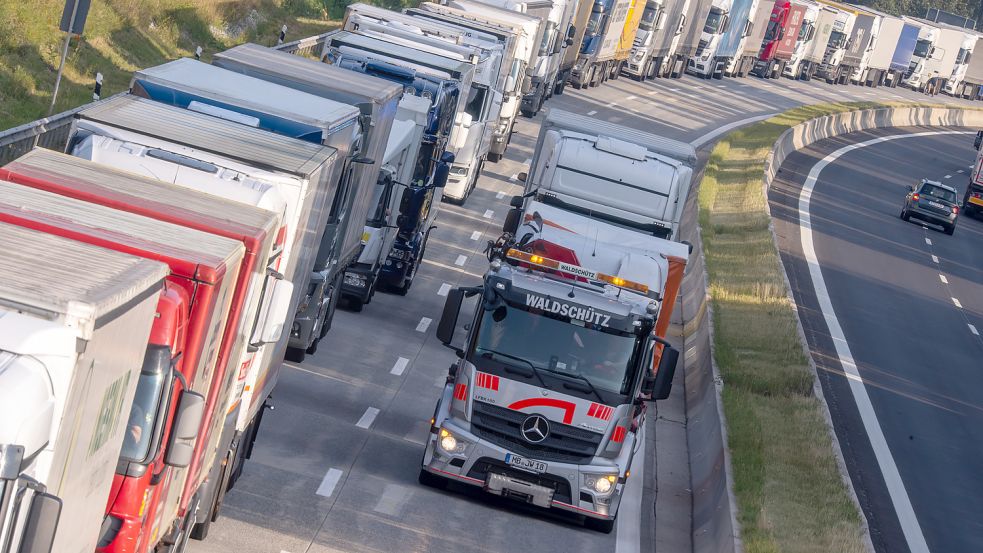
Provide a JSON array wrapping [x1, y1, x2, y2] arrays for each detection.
[[588, 403, 598, 417], [508, 398, 577, 424], [490, 375, 500, 391], [454, 383, 467, 401], [588, 403, 613, 421], [612, 426, 626, 443]]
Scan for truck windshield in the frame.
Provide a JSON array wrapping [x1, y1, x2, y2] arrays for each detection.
[[704, 9, 725, 34], [120, 370, 166, 463], [473, 303, 638, 395], [797, 22, 812, 41], [763, 20, 780, 42], [913, 38, 932, 58], [640, 4, 660, 30], [829, 30, 846, 49], [464, 84, 488, 121], [956, 47, 970, 65]]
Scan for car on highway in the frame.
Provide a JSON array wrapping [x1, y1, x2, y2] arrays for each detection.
[[900, 179, 961, 235]]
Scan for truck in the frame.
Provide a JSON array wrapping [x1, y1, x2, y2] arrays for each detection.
[[621, 0, 665, 80], [0, 223, 172, 553], [61, 95, 343, 541], [952, 36, 983, 98], [733, 0, 775, 76], [812, 1, 855, 83], [675, 0, 718, 78], [0, 146, 287, 553], [421, 109, 695, 532], [687, 0, 736, 79], [942, 29, 980, 95], [568, 0, 634, 87], [412, 1, 534, 163], [751, 0, 808, 78], [211, 43, 420, 309], [781, 1, 820, 80], [712, 0, 763, 77], [965, 133, 983, 217], [611, 0, 648, 79], [341, 3, 503, 202], [831, 7, 876, 85], [555, 0, 594, 90], [0, 169, 246, 552], [852, 10, 918, 87], [901, 18, 939, 91], [911, 19, 966, 94], [129, 58, 362, 360]]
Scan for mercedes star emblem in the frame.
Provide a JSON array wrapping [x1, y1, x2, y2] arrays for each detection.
[[520, 414, 550, 444]]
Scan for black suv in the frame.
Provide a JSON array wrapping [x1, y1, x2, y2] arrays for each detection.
[[901, 179, 960, 235]]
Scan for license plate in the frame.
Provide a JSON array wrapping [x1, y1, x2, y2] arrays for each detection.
[[928, 201, 945, 209], [970, 196, 983, 206], [506, 453, 547, 474], [344, 274, 365, 287]]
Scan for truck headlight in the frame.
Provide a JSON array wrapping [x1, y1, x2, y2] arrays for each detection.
[[583, 473, 618, 495], [439, 428, 467, 454]]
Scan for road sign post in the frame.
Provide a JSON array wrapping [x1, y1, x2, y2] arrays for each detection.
[[48, 0, 92, 116]]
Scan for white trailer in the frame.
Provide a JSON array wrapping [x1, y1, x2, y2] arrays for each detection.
[[781, 1, 820, 79], [901, 19, 939, 91], [784, 4, 837, 80], [943, 28, 981, 95], [0, 223, 184, 553], [687, 0, 736, 78]]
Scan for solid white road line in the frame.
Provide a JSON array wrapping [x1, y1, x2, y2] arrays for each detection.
[[798, 131, 966, 553], [932, 255, 939, 264], [939, 274, 948, 284], [509, 173, 519, 182], [483, 209, 494, 219], [615, 424, 645, 553], [587, 110, 598, 116], [415, 317, 432, 333], [390, 357, 410, 376], [666, 87, 681, 92], [316, 468, 344, 497], [455, 254, 468, 266], [438, 283, 452, 296], [970, 324, 980, 336], [607, 102, 618, 108], [356, 407, 380, 430], [690, 113, 780, 148], [952, 297, 963, 308], [926, 237, 933, 246]]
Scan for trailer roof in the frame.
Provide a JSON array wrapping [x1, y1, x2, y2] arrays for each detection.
[[544, 109, 697, 165], [213, 43, 403, 108], [76, 95, 337, 177], [324, 31, 474, 76], [132, 58, 359, 131], [0, 179, 244, 284], [407, 7, 516, 39], [0, 148, 279, 249], [0, 222, 168, 321], [444, 0, 540, 29]]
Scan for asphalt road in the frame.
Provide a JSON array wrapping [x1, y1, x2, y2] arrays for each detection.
[[769, 129, 983, 553], [186, 71, 977, 553]]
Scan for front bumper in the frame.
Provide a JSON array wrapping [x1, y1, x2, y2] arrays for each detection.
[[520, 78, 545, 112], [422, 421, 622, 520]]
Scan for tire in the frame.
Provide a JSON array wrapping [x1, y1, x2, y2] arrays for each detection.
[[900, 208, 910, 221], [305, 337, 319, 355], [554, 79, 566, 95], [347, 296, 364, 312], [284, 347, 305, 363], [520, 107, 535, 118], [418, 469, 448, 490], [584, 516, 616, 534], [944, 224, 955, 235]]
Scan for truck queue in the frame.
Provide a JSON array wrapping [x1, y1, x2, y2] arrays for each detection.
[[1, 0, 982, 552]]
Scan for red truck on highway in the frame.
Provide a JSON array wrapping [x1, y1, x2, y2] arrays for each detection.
[[752, 0, 808, 78]]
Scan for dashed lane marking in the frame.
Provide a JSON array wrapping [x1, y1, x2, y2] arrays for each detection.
[[926, 237, 933, 246], [438, 283, 452, 296], [939, 274, 948, 284], [315, 468, 343, 497], [587, 110, 598, 116], [415, 317, 432, 333], [390, 357, 409, 376], [932, 255, 939, 264], [952, 297, 963, 308], [483, 209, 494, 219], [455, 254, 468, 266], [356, 407, 380, 430], [970, 324, 979, 336], [470, 230, 481, 240]]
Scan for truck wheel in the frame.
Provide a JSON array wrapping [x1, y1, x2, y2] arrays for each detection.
[[347, 296, 364, 312], [418, 469, 448, 490], [555, 79, 566, 95], [584, 516, 616, 534], [900, 208, 910, 221], [944, 224, 955, 235], [284, 347, 305, 363], [305, 336, 319, 355]]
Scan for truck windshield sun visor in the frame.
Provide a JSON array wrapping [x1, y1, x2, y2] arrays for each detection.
[[472, 300, 640, 397]]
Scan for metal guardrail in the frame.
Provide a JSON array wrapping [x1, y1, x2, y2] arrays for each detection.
[[0, 33, 331, 165]]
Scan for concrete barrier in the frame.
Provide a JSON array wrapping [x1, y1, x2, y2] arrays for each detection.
[[684, 105, 983, 553]]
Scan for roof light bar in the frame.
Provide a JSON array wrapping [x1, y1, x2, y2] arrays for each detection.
[[506, 248, 650, 295]]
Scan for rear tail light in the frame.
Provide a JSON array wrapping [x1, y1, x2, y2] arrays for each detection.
[[912, 193, 920, 201], [953, 206, 959, 214]]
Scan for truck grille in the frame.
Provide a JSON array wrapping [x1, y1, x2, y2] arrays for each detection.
[[470, 401, 603, 464], [468, 457, 573, 504], [695, 39, 709, 56]]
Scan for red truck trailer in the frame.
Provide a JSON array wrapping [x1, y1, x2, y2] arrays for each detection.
[[0, 175, 246, 553], [752, 0, 807, 78], [0, 148, 286, 553]]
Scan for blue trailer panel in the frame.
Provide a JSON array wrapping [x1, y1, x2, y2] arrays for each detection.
[[891, 23, 920, 72]]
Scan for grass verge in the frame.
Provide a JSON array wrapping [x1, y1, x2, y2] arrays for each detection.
[[0, 0, 345, 130], [698, 102, 888, 553]]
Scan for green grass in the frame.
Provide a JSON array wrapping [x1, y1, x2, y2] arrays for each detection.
[[698, 102, 891, 553], [0, 0, 345, 129]]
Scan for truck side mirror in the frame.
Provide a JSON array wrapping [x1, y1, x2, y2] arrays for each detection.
[[436, 288, 465, 351], [252, 279, 294, 346], [975, 130, 982, 151], [567, 24, 576, 38], [164, 391, 206, 468], [642, 345, 679, 400], [16, 491, 61, 553], [503, 208, 521, 234], [431, 152, 454, 189]]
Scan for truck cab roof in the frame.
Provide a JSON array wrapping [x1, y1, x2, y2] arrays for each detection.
[[323, 31, 475, 80]]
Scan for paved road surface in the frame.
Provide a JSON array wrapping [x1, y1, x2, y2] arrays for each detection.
[[187, 71, 975, 553], [769, 129, 983, 553]]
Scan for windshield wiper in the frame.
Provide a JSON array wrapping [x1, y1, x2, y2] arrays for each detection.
[[552, 370, 605, 403], [478, 349, 547, 388]]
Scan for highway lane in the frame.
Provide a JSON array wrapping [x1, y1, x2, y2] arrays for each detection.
[[187, 72, 975, 553], [769, 130, 983, 553]]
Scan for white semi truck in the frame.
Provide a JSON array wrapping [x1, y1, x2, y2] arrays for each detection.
[[942, 28, 980, 95], [901, 18, 940, 91], [0, 224, 171, 553], [781, 1, 821, 79], [421, 109, 695, 532], [686, 0, 735, 79]]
